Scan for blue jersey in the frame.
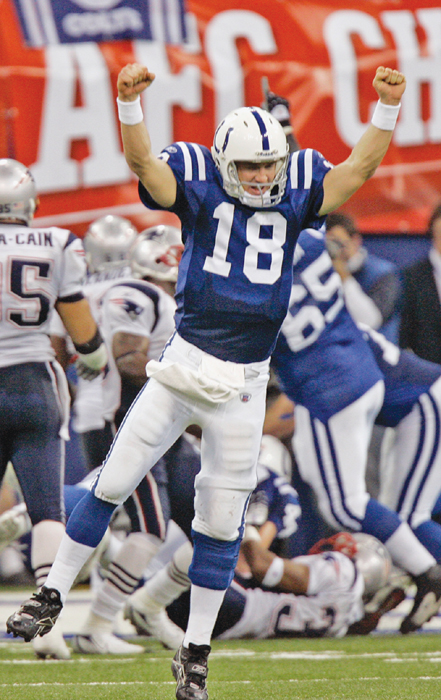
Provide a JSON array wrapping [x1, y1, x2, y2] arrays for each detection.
[[139, 145, 331, 363], [247, 464, 301, 540], [272, 228, 383, 422], [359, 324, 441, 427]]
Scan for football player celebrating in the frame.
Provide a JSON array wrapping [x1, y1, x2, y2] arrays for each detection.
[[8, 64, 405, 700]]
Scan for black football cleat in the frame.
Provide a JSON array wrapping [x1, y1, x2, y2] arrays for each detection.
[[400, 564, 441, 634], [6, 586, 63, 642], [171, 642, 211, 700]]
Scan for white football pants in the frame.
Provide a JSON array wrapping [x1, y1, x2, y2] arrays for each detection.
[[94, 333, 270, 541], [293, 380, 384, 530], [379, 376, 441, 529]]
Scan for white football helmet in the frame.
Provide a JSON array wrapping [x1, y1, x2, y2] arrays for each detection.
[[353, 533, 392, 599], [211, 107, 289, 207], [84, 215, 138, 273], [258, 435, 292, 481], [129, 225, 183, 282], [0, 159, 37, 225]]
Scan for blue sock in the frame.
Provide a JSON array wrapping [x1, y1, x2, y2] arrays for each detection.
[[413, 520, 441, 562], [360, 498, 401, 543], [65, 490, 116, 548], [189, 530, 242, 590]]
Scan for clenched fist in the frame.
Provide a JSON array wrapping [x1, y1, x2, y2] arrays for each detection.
[[373, 66, 406, 105], [117, 63, 155, 102]]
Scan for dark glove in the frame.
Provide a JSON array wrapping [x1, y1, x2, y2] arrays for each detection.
[[266, 92, 292, 132], [75, 357, 104, 381]]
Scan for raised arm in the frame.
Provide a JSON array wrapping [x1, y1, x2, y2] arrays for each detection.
[[319, 66, 406, 216], [117, 63, 177, 208]]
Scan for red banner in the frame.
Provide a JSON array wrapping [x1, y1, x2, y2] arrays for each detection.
[[1, 0, 441, 235]]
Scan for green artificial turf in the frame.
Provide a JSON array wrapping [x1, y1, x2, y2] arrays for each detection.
[[2, 634, 441, 700]]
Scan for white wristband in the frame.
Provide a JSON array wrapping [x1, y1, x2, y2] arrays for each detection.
[[77, 343, 108, 370], [117, 96, 144, 126], [371, 100, 401, 131], [262, 556, 284, 588]]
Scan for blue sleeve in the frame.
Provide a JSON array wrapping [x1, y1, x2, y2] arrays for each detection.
[[138, 143, 189, 214], [307, 150, 333, 227], [267, 482, 302, 539]]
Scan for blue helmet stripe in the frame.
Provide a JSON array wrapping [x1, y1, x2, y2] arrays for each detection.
[[251, 109, 270, 150]]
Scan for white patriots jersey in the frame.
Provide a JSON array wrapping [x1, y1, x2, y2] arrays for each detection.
[[0, 223, 85, 367], [82, 265, 133, 324], [272, 228, 383, 422], [218, 551, 364, 640], [72, 265, 133, 433], [139, 143, 332, 363], [100, 279, 176, 421]]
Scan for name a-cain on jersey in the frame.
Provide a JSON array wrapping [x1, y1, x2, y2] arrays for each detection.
[[138, 143, 332, 364], [272, 228, 383, 422], [0, 224, 86, 368], [217, 551, 364, 640], [359, 323, 441, 427], [0, 230, 55, 246]]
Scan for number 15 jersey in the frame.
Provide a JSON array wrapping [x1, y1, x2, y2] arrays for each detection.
[[0, 223, 86, 368], [139, 144, 332, 364]]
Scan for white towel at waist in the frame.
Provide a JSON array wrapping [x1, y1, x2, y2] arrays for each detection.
[[146, 353, 245, 404]]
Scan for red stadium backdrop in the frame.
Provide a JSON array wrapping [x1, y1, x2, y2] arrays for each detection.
[[0, 0, 440, 236]]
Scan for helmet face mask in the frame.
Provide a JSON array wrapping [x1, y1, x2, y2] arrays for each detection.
[[129, 225, 183, 282], [211, 107, 289, 208], [0, 159, 37, 225], [84, 215, 138, 273]]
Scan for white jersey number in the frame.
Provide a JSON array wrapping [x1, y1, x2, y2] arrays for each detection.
[[281, 250, 343, 352], [203, 202, 287, 284]]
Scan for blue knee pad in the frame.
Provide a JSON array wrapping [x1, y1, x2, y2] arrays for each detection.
[[65, 490, 116, 548], [189, 529, 242, 590]]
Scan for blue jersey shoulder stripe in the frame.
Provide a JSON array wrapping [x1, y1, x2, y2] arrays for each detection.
[[289, 149, 314, 191], [176, 142, 207, 182]]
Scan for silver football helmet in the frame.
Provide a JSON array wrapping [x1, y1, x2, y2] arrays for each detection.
[[0, 159, 37, 225], [84, 215, 138, 273], [353, 533, 392, 599], [211, 107, 289, 207], [129, 225, 183, 282]]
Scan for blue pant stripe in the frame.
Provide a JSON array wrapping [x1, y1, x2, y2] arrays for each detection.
[[325, 422, 363, 527], [408, 393, 440, 519], [310, 415, 360, 529], [396, 401, 425, 514]]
